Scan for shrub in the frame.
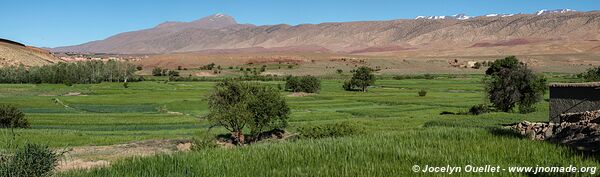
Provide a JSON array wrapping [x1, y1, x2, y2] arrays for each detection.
[[0, 105, 29, 128], [285, 75, 321, 93], [207, 81, 290, 145], [418, 89, 427, 97], [152, 67, 163, 76], [343, 66, 375, 92], [123, 82, 129, 88], [0, 143, 59, 177], [336, 69, 343, 74], [423, 74, 435, 80], [190, 136, 218, 151], [469, 104, 492, 115], [484, 56, 547, 113], [200, 63, 216, 70], [63, 80, 73, 86], [577, 66, 600, 81], [168, 70, 180, 77], [297, 122, 363, 139]]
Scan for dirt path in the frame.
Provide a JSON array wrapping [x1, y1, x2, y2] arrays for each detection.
[[56, 139, 191, 171]]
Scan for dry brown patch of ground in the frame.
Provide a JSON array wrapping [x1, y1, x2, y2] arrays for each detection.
[[287, 92, 316, 97], [57, 139, 191, 171]]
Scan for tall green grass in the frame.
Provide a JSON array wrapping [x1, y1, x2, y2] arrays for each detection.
[[0, 74, 597, 176]]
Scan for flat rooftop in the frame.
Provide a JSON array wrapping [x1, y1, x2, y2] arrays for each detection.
[[549, 82, 600, 88]]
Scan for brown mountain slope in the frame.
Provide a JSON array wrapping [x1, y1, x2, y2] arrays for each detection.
[[53, 11, 600, 54], [0, 39, 61, 67]]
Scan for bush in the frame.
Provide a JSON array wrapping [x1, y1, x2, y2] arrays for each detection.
[[0, 105, 28, 128], [168, 70, 180, 77], [336, 69, 343, 74], [207, 81, 290, 145], [484, 56, 547, 113], [418, 89, 427, 97], [343, 66, 375, 92], [297, 122, 363, 139], [152, 67, 163, 76], [200, 63, 216, 70], [0, 143, 59, 177], [123, 82, 129, 88], [469, 104, 492, 115], [285, 75, 321, 93], [190, 136, 218, 151], [577, 66, 600, 81], [423, 74, 435, 80]]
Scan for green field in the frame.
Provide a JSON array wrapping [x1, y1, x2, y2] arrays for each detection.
[[1, 74, 598, 176]]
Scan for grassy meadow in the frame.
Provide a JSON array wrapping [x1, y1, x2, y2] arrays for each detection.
[[1, 74, 598, 176]]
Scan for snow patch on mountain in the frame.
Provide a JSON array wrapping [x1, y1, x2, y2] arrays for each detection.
[[416, 9, 576, 20], [536, 9, 576, 15]]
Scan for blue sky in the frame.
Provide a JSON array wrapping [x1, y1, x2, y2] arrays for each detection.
[[1, 0, 598, 48]]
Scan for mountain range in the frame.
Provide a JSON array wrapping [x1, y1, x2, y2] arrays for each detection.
[[53, 10, 600, 55]]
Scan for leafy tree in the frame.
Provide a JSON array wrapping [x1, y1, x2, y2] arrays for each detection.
[[207, 81, 290, 145], [485, 56, 520, 75], [343, 66, 375, 92], [484, 56, 547, 113], [284, 76, 300, 92], [0, 104, 29, 128], [285, 75, 321, 93]]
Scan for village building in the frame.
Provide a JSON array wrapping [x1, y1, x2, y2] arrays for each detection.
[[549, 82, 600, 123]]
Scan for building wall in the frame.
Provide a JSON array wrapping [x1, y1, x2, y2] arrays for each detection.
[[549, 87, 600, 123]]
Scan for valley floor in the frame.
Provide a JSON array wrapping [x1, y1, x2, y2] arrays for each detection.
[[1, 75, 598, 176]]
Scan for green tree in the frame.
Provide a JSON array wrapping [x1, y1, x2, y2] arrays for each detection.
[[207, 81, 290, 145], [285, 75, 320, 93], [484, 56, 547, 113], [344, 66, 375, 92]]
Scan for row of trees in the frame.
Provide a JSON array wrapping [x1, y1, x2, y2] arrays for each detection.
[[0, 60, 137, 84]]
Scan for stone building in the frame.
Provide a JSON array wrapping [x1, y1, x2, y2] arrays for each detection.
[[549, 82, 600, 123]]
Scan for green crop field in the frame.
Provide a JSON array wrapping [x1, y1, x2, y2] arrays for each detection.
[[1, 74, 598, 176]]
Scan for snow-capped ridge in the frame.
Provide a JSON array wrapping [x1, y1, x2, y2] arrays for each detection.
[[415, 14, 473, 20], [536, 9, 576, 15], [416, 9, 576, 20]]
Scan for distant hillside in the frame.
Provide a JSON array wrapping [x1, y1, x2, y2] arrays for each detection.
[[0, 38, 61, 67], [53, 11, 600, 55]]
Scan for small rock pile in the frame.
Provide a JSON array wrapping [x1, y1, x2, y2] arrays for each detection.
[[509, 109, 600, 152], [510, 121, 555, 140]]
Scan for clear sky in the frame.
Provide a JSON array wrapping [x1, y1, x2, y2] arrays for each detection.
[[1, 0, 598, 48]]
